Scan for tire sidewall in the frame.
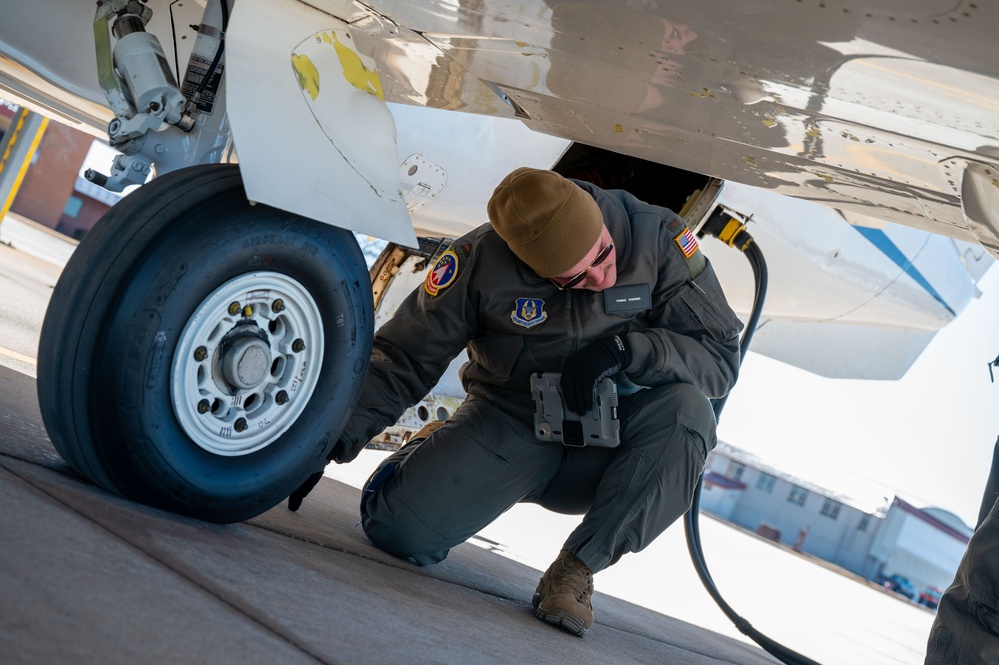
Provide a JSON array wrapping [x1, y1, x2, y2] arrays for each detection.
[[92, 189, 371, 520]]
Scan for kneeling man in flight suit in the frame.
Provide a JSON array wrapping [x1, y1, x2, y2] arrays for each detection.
[[290, 167, 742, 635]]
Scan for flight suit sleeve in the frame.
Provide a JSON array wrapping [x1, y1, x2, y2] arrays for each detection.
[[623, 213, 742, 399], [339, 241, 478, 452]]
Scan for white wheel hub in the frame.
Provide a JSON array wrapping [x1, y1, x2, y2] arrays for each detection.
[[171, 272, 324, 456]]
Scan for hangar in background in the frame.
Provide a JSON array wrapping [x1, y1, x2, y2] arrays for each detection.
[[0, 100, 116, 239], [701, 441, 971, 601]]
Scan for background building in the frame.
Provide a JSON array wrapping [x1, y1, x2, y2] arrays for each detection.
[[1, 100, 118, 239], [700, 441, 971, 600]]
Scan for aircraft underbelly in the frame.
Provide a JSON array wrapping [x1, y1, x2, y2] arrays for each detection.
[[361, 0, 999, 251], [3, 0, 997, 251]]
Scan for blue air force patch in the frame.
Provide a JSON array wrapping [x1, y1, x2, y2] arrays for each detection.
[[511, 298, 547, 328], [424, 249, 459, 297]]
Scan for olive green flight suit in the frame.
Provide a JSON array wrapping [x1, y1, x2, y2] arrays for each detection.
[[339, 180, 743, 572]]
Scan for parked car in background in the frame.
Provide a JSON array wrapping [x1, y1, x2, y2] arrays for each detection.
[[883, 574, 916, 600], [918, 586, 943, 611]]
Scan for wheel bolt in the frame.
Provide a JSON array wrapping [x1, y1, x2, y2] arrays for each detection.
[[272, 299, 285, 313], [242, 305, 254, 317], [228, 301, 241, 316], [234, 418, 248, 432], [193, 346, 208, 362], [197, 399, 210, 414], [276, 390, 289, 405], [292, 339, 306, 353]]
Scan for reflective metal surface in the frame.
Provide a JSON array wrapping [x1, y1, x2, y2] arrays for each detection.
[[359, 0, 999, 250]]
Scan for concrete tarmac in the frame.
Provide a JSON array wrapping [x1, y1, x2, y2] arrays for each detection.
[[0, 361, 778, 664]]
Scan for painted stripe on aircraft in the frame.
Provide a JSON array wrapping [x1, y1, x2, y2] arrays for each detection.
[[853, 226, 956, 317]]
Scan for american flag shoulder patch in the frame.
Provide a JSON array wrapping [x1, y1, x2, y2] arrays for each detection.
[[675, 227, 699, 258]]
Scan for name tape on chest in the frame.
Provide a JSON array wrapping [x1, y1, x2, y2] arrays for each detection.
[[603, 283, 652, 314]]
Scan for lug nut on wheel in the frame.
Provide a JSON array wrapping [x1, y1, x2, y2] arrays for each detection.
[[292, 339, 306, 353], [272, 299, 285, 313], [276, 390, 289, 405], [228, 301, 241, 316], [193, 346, 208, 362], [235, 418, 248, 432], [197, 399, 210, 414]]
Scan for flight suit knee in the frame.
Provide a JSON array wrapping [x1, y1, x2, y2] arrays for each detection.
[[362, 488, 451, 566], [358, 434, 452, 566]]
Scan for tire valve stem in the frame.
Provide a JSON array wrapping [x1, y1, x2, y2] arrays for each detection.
[[228, 301, 241, 316], [292, 339, 306, 353], [193, 346, 208, 362], [234, 417, 248, 432], [242, 305, 254, 317], [197, 399, 211, 414], [272, 299, 285, 313], [276, 390, 289, 405]]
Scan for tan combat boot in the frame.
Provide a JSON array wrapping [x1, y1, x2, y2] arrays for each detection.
[[532, 549, 594, 636]]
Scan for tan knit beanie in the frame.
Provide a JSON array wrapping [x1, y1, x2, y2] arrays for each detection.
[[487, 167, 603, 278]]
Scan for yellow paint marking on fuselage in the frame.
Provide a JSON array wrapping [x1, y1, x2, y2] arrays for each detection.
[[330, 33, 384, 100], [292, 53, 321, 101]]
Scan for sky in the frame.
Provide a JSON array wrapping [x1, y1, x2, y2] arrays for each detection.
[[716, 264, 999, 528]]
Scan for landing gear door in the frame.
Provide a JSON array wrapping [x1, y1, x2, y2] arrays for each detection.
[[226, 0, 416, 247]]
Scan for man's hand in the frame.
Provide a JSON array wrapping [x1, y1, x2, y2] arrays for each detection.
[[287, 435, 357, 511], [560, 335, 631, 414], [287, 463, 327, 511]]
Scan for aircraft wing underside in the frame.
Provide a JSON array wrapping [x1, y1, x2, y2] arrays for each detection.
[[340, 0, 999, 255], [2, 1, 998, 253]]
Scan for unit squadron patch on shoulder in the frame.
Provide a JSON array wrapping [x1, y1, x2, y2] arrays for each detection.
[[424, 248, 459, 296], [511, 297, 547, 328]]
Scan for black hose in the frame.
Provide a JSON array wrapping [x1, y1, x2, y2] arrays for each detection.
[[685, 225, 823, 665], [194, 0, 229, 99]]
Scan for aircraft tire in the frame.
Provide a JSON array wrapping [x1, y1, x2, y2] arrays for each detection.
[[37, 164, 373, 523]]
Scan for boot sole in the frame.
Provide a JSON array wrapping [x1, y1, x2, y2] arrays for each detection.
[[534, 606, 587, 637]]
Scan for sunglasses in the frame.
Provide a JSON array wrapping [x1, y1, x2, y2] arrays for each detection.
[[549, 242, 614, 290]]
